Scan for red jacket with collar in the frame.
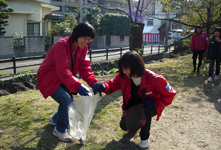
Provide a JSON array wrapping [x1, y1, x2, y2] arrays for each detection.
[[37, 36, 97, 98], [190, 32, 209, 50], [101, 69, 176, 121]]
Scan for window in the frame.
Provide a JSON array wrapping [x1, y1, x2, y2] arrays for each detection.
[[147, 19, 153, 25], [67, 7, 77, 13], [151, 2, 155, 15], [27, 23, 40, 36], [53, 6, 62, 12]]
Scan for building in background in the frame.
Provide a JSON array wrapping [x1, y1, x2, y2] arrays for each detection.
[[143, 26, 160, 43], [5, 0, 59, 36], [50, 0, 124, 23]]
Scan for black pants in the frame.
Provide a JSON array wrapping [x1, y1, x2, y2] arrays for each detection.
[[209, 58, 220, 77], [120, 107, 157, 140], [192, 50, 205, 71]]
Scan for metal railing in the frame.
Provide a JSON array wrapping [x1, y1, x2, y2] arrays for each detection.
[[0, 54, 46, 74], [0, 45, 169, 75]]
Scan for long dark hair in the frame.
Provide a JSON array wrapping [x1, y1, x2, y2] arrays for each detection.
[[118, 51, 145, 78], [71, 22, 96, 43]]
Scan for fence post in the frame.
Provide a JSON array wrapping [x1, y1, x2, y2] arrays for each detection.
[[89, 49, 92, 62], [158, 44, 160, 53], [151, 45, 153, 54], [106, 47, 108, 60], [142, 46, 144, 55], [13, 56, 16, 74], [120, 47, 122, 57]]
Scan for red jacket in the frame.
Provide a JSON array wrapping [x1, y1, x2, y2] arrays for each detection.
[[37, 36, 97, 98], [101, 69, 176, 121], [190, 32, 209, 50]]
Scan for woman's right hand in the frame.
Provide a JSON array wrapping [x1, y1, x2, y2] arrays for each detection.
[[78, 84, 91, 96]]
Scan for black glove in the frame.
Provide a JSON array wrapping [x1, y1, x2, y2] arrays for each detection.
[[77, 84, 91, 96], [92, 82, 106, 96]]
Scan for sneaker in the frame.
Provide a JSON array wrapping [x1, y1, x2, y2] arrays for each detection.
[[139, 139, 149, 149], [215, 75, 219, 80], [49, 116, 56, 126], [53, 127, 72, 142], [207, 77, 213, 82]]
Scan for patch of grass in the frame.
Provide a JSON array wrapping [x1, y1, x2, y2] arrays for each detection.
[[0, 54, 211, 149], [108, 68, 119, 74], [97, 70, 102, 73], [0, 73, 10, 77], [19, 69, 36, 73]]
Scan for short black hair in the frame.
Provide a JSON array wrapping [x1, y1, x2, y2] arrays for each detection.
[[118, 51, 145, 78], [71, 22, 96, 43], [214, 27, 221, 33], [195, 24, 202, 33]]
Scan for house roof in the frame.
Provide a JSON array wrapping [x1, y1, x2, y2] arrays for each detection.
[[41, 4, 60, 11], [44, 14, 65, 20], [143, 26, 159, 34]]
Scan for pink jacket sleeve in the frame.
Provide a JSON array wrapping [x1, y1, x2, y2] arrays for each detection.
[[153, 76, 176, 120], [78, 53, 98, 87], [190, 34, 195, 50], [204, 32, 209, 50], [54, 42, 81, 94], [101, 73, 121, 94]]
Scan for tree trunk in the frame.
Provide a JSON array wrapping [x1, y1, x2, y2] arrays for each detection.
[[129, 22, 145, 51]]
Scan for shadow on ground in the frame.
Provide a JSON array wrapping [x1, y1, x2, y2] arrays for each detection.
[[203, 81, 221, 114], [101, 132, 145, 150]]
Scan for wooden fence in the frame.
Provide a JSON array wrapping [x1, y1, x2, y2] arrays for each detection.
[[0, 45, 167, 75]]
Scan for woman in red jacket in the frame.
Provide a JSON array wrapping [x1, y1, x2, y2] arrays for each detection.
[[190, 24, 209, 73], [37, 22, 98, 142], [92, 51, 176, 149]]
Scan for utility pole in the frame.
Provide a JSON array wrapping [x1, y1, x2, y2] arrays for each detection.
[[165, 12, 169, 52], [164, 0, 169, 52]]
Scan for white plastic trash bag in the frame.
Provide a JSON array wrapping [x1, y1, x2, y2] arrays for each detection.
[[68, 93, 102, 144]]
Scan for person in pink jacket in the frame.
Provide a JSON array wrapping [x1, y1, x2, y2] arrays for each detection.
[[92, 51, 176, 149], [190, 24, 209, 73], [37, 22, 98, 142]]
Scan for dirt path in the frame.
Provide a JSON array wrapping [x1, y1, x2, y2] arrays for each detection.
[[147, 82, 221, 150]]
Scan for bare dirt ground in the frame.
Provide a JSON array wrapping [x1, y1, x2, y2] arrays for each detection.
[[148, 84, 221, 150]]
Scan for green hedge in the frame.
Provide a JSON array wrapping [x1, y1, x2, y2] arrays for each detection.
[[100, 13, 131, 36]]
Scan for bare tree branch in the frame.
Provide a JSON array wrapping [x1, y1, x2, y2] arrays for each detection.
[[127, 0, 132, 22], [88, 0, 133, 22], [135, 0, 141, 23], [88, 0, 135, 23]]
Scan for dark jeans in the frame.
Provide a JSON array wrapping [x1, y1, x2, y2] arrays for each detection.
[[120, 107, 157, 140], [50, 84, 74, 133], [192, 50, 205, 71], [209, 59, 220, 77]]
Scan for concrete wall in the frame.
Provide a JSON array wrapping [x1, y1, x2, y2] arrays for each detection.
[[90, 35, 129, 49], [0, 35, 129, 59], [0, 36, 53, 59], [110, 36, 129, 48]]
